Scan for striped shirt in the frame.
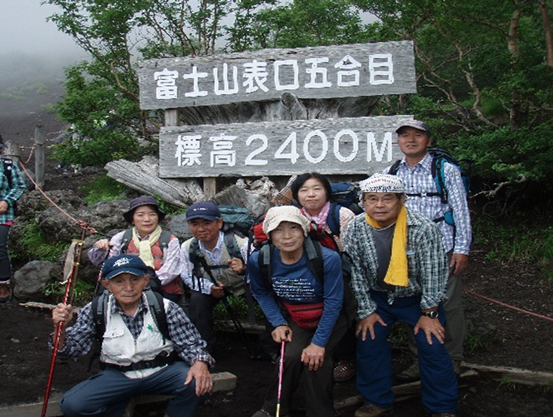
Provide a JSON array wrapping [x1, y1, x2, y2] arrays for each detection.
[[343, 209, 448, 320], [52, 294, 215, 369], [384, 153, 472, 254]]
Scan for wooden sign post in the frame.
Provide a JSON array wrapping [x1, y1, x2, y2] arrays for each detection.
[[137, 41, 417, 196]]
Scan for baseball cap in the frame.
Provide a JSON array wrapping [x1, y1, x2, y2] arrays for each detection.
[[186, 201, 221, 221], [123, 195, 166, 223], [395, 120, 431, 137], [101, 254, 150, 280]]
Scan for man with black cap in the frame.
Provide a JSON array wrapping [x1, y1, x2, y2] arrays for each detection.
[[88, 195, 184, 302], [343, 174, 458, 417], [180, 201, 249, 354], [0, 134, 27, 303], [51, 254, 214, 417], [384, 120, 472, 379]]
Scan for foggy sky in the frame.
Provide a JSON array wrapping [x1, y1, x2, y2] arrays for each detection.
[[0, 0, 84, 59]]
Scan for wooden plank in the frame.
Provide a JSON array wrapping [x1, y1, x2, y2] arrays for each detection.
[[138, 41, 416, 109], [463, 362, 553, 386], [159, 115, 410, 178]]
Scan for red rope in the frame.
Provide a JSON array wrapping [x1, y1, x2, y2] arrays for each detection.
[[463, 288, 553, 323], [16, 159, 98, 235]]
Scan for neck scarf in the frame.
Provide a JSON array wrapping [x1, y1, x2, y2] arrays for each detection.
[[132, 225, 162, 268], [365, 206, 409, 287], [304, 201, 331, 228]]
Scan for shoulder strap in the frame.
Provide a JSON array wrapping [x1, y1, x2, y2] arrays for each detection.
[[431, 154, 449, 204], [120, 228, 133, 253], [388, 159, 401, 175], [91, 291, 109, 345], [326, 203, 342, 237], [159, 230, 172, 252], [304, 236, 324, 283], [258, 243, 273, 290], [223, 230, 243, 261], [144, 289, 169, 340], [2, 158, 13, 188]]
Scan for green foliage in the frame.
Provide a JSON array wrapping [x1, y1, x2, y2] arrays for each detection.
[[213, 296, 265, 322], [473, 218, 553, 286], [78, 174, 128, 205], [14, 223, 68, 262], [44, 279, 95, 306], [228, 0, 372, 51]]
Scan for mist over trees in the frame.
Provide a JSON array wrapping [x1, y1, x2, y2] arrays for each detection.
[[43, 0, 553, 213]]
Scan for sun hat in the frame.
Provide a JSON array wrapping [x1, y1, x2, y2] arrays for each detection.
[[186, 201, 221, 221], [262, 206, 311, 237], [123, 195, 166, 223], [359, 174, 406, 195], [101, 254, 150, 281], [395, 120, 431, 137]]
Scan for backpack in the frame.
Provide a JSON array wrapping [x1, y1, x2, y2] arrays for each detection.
[[218, 205, 256, 237], [389, 147, 471, 226], [257, 236, 357, 321], [329, 182, 363, 215]]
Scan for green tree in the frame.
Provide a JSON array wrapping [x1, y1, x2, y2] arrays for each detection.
[[44, 0, 233, 166]]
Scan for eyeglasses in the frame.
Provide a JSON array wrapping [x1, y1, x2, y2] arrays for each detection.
[[363, 195, 398, 205]]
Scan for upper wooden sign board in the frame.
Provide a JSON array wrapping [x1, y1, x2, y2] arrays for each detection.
[[138, 41, 416, 109]]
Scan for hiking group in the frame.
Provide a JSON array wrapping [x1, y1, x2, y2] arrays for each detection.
[[49, 119, 471, 417]]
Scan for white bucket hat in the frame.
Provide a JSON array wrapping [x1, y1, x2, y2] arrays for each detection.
[[263, 206, 310, 237]]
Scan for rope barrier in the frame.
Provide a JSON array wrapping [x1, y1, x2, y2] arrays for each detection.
[[16, 158, 98, 236], [463, 288, 553, 323]]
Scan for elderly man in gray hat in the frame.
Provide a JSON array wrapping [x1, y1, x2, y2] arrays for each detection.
[[343, 173, 458, 417]]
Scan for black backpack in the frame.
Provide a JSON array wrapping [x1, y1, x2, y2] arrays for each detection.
[[257, 236, 357, 321]]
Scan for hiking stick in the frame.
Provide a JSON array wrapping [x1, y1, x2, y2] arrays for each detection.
[[275, 331, 289, 417], [41, 239, 84, 417]]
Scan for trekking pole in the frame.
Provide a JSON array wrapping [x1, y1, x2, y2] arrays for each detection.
[[41, 238, 84, 417], [275, 330, 289, 417]]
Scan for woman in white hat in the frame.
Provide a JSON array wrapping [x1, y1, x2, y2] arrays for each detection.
[[248, 205, 348, 417]]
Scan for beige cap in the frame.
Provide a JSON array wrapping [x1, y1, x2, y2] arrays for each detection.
[[263, 206, 311, 237]]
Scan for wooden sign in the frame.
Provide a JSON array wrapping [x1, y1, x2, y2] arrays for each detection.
[[138, 41, 416, 109], [159, 115, 412, 178]]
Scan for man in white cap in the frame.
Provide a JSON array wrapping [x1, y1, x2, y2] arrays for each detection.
[[343, 174, 458, 417], [385, 120, 471, 379]]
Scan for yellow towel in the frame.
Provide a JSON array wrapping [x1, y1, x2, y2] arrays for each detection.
[[132, 225, 162, 268], [365, 206, 409, 287]]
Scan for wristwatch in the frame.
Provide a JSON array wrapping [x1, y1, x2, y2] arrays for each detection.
[[421, 310, 439, 319]]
